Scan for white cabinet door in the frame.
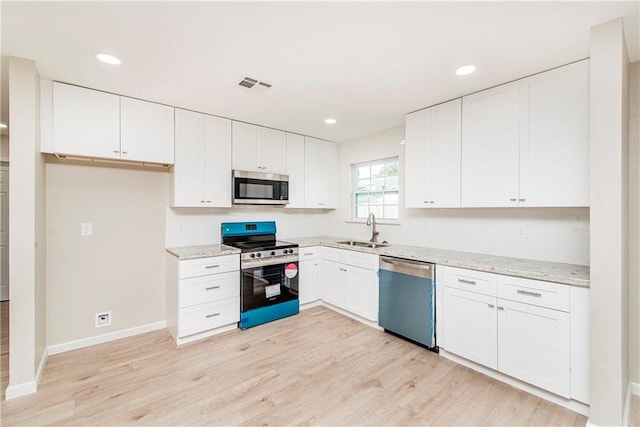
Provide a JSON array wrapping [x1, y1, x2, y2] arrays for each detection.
[[258, 127, 286, 173], [232, 121, 259, 172], [174, 109, 207, 206], [304, 137, 337, 208], [53, 82, 120, 159], [497, 298, 570, 397], [461, 82, 521, 207], [204, 115, 232, 207], [299, 259, 319, 305], [347, 266, 378, 322], [405, 108, 430, 207], [442, 286, 498, 369], [317, 139, 337, 208], [285, 133, 305, 208], [174, 110, 232, 207], [120, 97, 174, 164], [519, 60, 589, 207], [320, 260, 348, 310], [429, 99, 462, 207]]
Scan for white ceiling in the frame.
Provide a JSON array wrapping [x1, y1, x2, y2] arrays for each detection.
[[1, 1, 639, 142]]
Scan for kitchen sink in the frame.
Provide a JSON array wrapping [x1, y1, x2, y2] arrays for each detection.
[[336, 240, 390, 249]]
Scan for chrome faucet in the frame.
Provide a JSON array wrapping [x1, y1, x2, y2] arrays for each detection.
[[366, 212, 379, 243]]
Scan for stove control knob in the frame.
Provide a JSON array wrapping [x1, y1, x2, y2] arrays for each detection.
[[288, 249, 294, 254], [283, 249, 289, 254], [270, 251, 276, 256], [250, 253, 255, 258], [256, 253, 262, 258]]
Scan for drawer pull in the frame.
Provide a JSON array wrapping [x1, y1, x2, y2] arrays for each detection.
[[488, 304, 495, 309], [517, 289, 542, 297], [205, 265, 220, 269], [340, 268, 347, 272], [518, 198, 526, 202], [303, 252, 314, 256], [497, 306, 505, 311], [205, 313, 220, 318], [457, 278, 476, 285], [510, 198, 517, 202], [205, 285, 221, 291]]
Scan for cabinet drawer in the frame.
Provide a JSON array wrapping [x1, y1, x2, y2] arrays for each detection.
[[179, 255, 239, 279], [321, 247, 378, 271], [438, 266, 497, 296], [178, 297, 239, 338], [179, 271, 239, 308], [497, 275, 570, 312], [299, 247, 318, 261]]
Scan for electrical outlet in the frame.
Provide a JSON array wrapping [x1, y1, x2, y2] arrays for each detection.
[[95, 311, 111, 328], [518, 226, 528, 238], [80, 222, 93, 236]]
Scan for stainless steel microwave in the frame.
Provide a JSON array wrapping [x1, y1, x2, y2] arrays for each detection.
[[232, 170, 289, 205]]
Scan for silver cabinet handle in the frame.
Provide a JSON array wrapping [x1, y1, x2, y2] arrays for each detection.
[[518, 198, 526, 202], [457, 278, 476, 285], [205, 285, 220, 291], [303, 252, 314, 256], [340, 268, 347, 272], [517, 289, 542, 297], [205, 313, 220, 318], [200, 200, 206, 203], [509, 198, 517, 202], [497, 306, 505, 311], [422, 201, 435, 204], [488, 304, 495, 308], [430, 201, 434, 204], [206, 201, 211, 203], [205, 265, 220, 269], [113, 150, 120, 154], [122, 151, 128, 155]]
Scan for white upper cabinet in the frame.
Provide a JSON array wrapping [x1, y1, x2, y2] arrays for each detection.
[[53, 82, 120, 159], [405, 99, 462, 208], [232, 121, 286, 174], [120, 97, 175, 164], [461, 81, 521, 207], [285, 133, 305, 208], [173, 109, 232, 207], [518, 60, 590, 207], [461, 60, 589, 208], [51, 82, 175, 165], [304, 137, 337, 209]]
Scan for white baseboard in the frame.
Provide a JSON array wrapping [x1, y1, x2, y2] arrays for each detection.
[[5, 380, 37, 400], [300, 300, 322, 310], [5, 346, 49, 400], [319, 302, 382, 331], [48, 320, 167, 355]]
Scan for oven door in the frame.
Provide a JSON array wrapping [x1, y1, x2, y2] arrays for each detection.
[[240, 261, 299, 312], [233, 170, 289, 205]]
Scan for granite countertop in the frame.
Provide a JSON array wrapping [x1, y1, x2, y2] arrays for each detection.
[[284, 236, 590, 288], [166, 244, 241, 260]]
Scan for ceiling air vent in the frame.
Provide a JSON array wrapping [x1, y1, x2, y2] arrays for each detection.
[[238, 76, 272, 93]]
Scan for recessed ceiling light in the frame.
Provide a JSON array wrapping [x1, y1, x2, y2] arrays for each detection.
[[455, 64, 476, 76], [94, 52, 122, 65], [324, 118, 337, 125], [0, 124, 7, 129]]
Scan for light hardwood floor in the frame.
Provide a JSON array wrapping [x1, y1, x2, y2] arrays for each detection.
[[1, 304, 586, 426]]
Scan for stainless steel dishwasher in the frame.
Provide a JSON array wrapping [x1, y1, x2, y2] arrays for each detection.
[[378, 256, 437, 350]]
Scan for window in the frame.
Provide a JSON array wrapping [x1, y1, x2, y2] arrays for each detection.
[[353, 157, 399, 220]]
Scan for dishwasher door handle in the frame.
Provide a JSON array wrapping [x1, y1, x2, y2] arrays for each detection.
[[379, 257, 434, 279]]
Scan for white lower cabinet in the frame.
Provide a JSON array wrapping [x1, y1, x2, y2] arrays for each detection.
[[298, 247, 320, 305], [437, 265, 584, 401], [167, 254, 240, 345], [319, 247, 378, 322]]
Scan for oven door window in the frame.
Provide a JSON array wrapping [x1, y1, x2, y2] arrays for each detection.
[[241, 263, 298, 312]]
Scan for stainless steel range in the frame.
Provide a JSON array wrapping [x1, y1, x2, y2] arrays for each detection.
[[221, 221, 299, 329]]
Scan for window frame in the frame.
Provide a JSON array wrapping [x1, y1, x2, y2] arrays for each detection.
[[351, 156, 400, 222]]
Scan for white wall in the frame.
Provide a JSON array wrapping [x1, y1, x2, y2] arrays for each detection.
[[166, 207, 331, 248], [327, 126, 590, 265], [46, 160, 169, 346], [6, 56, 47, 399], [589, 17, 629, 426], [628, 60, 639, 387]]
